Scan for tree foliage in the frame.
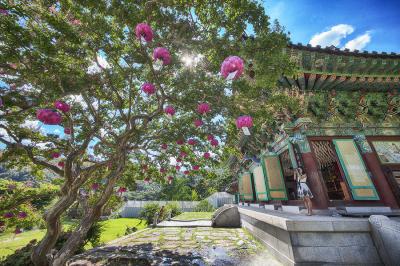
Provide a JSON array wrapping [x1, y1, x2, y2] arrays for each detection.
[[0, 1, 293, 264]]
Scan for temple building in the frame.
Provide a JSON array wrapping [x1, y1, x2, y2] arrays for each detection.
[[233, 43, 400, 210]]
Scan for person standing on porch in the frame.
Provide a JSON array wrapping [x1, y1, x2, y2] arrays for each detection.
[[294, 167, 314, 216]]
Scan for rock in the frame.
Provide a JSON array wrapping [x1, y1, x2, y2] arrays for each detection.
[[236, 240, 244, 246], [212, 205, 241, 228], [369, 215, 400, 266]]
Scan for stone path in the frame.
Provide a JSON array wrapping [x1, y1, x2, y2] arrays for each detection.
[[157, 220, 212, 227], [68, 227, 281, 266]]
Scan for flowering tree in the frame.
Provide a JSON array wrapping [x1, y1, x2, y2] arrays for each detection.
[[0, 1, 292, 265]]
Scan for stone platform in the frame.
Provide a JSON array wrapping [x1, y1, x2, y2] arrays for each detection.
[[239, 206, 383, 265], [157, 220, 212, 227]]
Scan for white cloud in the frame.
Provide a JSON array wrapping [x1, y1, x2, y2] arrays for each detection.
[[309, 24, 354, 47], [344, 31, 371, 51]]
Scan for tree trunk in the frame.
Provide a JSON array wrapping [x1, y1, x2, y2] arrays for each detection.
[[51, 172, 121, 266], [31, 193, 77, 266]]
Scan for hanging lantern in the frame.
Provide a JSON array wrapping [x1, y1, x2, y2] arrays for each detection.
[[141, 83, 156, 95], [197, 103, 210, 115], [160, 168, 166, 174], [36, 109, 62, 125], [3, 212, 14, 219], [18, 211, 27, 219], [207, 134, 214, 141], [164, 105, 175, 118], [221, 56, 244, 80], [176, 158, 182, 163], [184, 170, 190, 175], [179, 151, 187, 157], [193, 165, 200, 171], [194, 119, 203, 128], [14, 228, 22, 234], [236, 115, 253, 135], [203, 152, 211, 159], [54, 100, 70, 113], [167, 176, 173, 184], [160, 143, 167, 152], [187, 139, 196, 146], [153, 47, 171, 66], [91, 183, 100, 191], [135, 23, 154, 43], [175, 165, 181, 171], [117, 187, 127, 195], [210, 139, 219, 147], [64, 128, 71, 134], [176, 139, 184, 145], [51, 152, 61, 159], [0, 9, 9, 16], [58, 161, 65, 168]]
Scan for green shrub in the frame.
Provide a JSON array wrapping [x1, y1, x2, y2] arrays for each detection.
[[124, 226, 138, 235], [194, 200, 214, 212], [139, 202, 160, 225], [165, 202, 182, 218]]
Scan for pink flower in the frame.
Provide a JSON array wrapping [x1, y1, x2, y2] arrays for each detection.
[[58, 161, 65, 168], [51, 152, 61, 159], [117, 187, 127, 193], [187, 139, 196, 146], [203, 152, 211, 159], [0, 9, 9, 15], [18, 212, 27, 219], [3, 212, 13, 219], [153, 47, 171, 65], [236, 115, 253, 128], [207, 134, 214, 141], [176, 158, 182, 163], [49, 5, 57, 14], [36, 109, 62, 125], [70, 19, 81, 26], [8, 63, 17, 69], [164, 106, 176, 116], [91, 183, 100, 190], [193, 165, 200, 171], [176, 139, 184, 145], [161, 143, 168, 150], [160, 168, 166, 173], [141, 83, 156, 95], [167, 176, 173, 184], [175, 165, 181, 171], [221, 56, 244, 80], [64, 128, 71, 134], [184, 170, 190, 175], [54, 100, 70, 113], [197, 103, 210, 115], [179, 151, 187, 157], [210, 139, 219, 147], [135, 23, 153, 42], [194, 119, 203, 127]]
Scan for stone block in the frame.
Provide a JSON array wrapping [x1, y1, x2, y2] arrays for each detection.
[[293, 246, 340, 263], [264, 205, 277, 210], [291, 232, 373, 247], [338, 246, 381, 264], [331, 220, 370, 232], [286, 221, 334, 232], [345, 206, 391, 214], [369, 215, 400, 266], [281, 205, 303, 214]]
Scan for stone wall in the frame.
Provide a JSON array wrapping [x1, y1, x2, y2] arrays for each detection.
[[239, 207, 382, 265]]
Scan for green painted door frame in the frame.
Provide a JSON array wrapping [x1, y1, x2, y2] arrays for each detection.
[[333, 139, 379, 200], [260, 153, 288, 200], [238, 171, 255, 201]]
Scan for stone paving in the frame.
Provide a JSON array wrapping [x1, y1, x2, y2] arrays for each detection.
[[68, 227, 282, 266]]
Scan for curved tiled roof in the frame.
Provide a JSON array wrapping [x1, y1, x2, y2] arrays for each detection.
[[289, 43, 400, 59]]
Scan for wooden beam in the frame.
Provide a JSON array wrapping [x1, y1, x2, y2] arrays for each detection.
[[313, 74, 328, 90], [307, 73, 317, 90]]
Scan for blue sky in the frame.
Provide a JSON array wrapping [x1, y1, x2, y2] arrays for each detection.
[[263, 0, 400, 53]]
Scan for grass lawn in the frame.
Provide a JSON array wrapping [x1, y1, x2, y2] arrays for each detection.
[[0, 218, 146, 259], [173, 212, 214, 220]]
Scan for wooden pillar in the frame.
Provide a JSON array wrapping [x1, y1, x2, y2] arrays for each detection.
[[294, 134, 329, 209], [355, 136, 399, 208]]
